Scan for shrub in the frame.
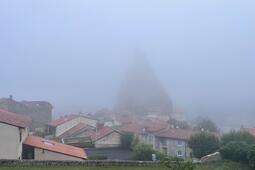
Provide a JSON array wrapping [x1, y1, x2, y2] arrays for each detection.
[[220, 141, 249, 163], [88, 155, 107, 160], [193, 117, 219, 133], [163, 156, 195, 170], [121, 132, 134, 149], [131, 136, 140, 149], [133, 143, 155, 161], [247, 145, 255, 169], [221, 131, 255, 146], [188, 132, 220, 158], [155, 150, 167, 161]]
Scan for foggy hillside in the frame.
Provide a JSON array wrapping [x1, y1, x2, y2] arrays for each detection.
[[0, 0, 255, 129]]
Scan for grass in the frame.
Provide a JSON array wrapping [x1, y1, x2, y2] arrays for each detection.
[[0, 161, 251, 170], [0, 166, 168, 170], [195, 161, 251, 170]]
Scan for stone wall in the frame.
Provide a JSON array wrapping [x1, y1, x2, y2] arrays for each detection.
[[0, 160, 160, 167]]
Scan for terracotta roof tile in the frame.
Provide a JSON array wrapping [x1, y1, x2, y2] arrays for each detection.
[[155, 128, 194, 140], [0, 109, 31, 128], [118, 120, 168, 134], [24, 135, 87, 160], [77, 127, 120, 142], [118, 123, 142, 134], [241, 128, 255, 136]]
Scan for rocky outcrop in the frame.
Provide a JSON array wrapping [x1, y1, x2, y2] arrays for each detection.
[[115, 52, 173, 116]]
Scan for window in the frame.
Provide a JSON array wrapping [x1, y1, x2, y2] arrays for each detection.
[[177, 140, 183, 146], [177, 151, 183, 157], [19, 128, 22, 142]]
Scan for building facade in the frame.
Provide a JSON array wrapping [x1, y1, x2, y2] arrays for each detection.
[[0, 109, 31, 159]]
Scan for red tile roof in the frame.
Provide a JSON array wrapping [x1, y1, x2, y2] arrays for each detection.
[[76, 127, 120, 142], [241, 128, 255, 136], [96, 127, 120, 141], [58, 123, 94, 139], [118, 123, 143, 134], [24, 135, 87, 160], [118, 119, 168, 134], [155, 128, 194, 140], [47, 115, 79, 127], [0, 109, 31, 128]]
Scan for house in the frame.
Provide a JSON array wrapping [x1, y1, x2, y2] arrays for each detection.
[[46, 114, 98, 137], [61, 126, 122, 149], [154, 128, 194, 159], [93, 127, 122, 148], [118, 119, 168, 148], [59, 123, 96, 148], [0, 109, 31, 159], [22, 135, 87, 160]]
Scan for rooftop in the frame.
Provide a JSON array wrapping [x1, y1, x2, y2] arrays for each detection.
[[241, 128, 255, 136], [155, 128, 194, 140], [24, 135, 87, 160], [0, 109, 31, 128], [58, 123, 94, 139]]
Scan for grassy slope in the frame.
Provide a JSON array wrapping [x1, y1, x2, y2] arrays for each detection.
[[0, 161, 251, 170]]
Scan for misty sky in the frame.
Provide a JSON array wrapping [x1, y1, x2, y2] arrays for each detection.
[[0, 0, 255, 125]]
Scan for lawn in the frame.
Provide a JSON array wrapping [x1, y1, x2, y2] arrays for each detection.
[[0, 161, 251, 170]]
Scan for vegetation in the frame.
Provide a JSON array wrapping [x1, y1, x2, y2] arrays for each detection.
[[88, 155, 108, 160], [247, 145, 255, 169], [132, 142, 167, 161], [121, 132, 134, 149], [133, 143, 155, 161], [193, 117, 219, 133], [220, 141, 249, 163], [188, 132, 220, 158], [195, 161, 251, 170], [221, 131, 255, 146], [163, 157, 195, 170]]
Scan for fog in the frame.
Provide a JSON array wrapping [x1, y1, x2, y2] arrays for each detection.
[[0, 0, 255, 128]]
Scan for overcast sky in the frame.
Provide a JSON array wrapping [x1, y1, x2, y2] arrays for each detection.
[[0, 1, 254, 125]]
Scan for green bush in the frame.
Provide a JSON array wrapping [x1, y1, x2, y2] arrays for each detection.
[[220, 141, 249, 163], [155, 150, 167, 161], [188, 132, 220, 158], [121, 132, 134, 149], [131, 136, 140, 149], [247, 145, 255, 169], [88, 155, 108, 160], [193, 117, 219, 133], [133, 143, 155, 161], [163, 156, 195, 170], [221, 131, 255, 146]]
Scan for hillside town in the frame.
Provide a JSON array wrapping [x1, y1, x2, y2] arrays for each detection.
[[1, 94, 255, 162], [1, 55, 255, 163]]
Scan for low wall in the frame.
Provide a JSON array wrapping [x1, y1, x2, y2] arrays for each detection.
[[0, 160, 160, 167]]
